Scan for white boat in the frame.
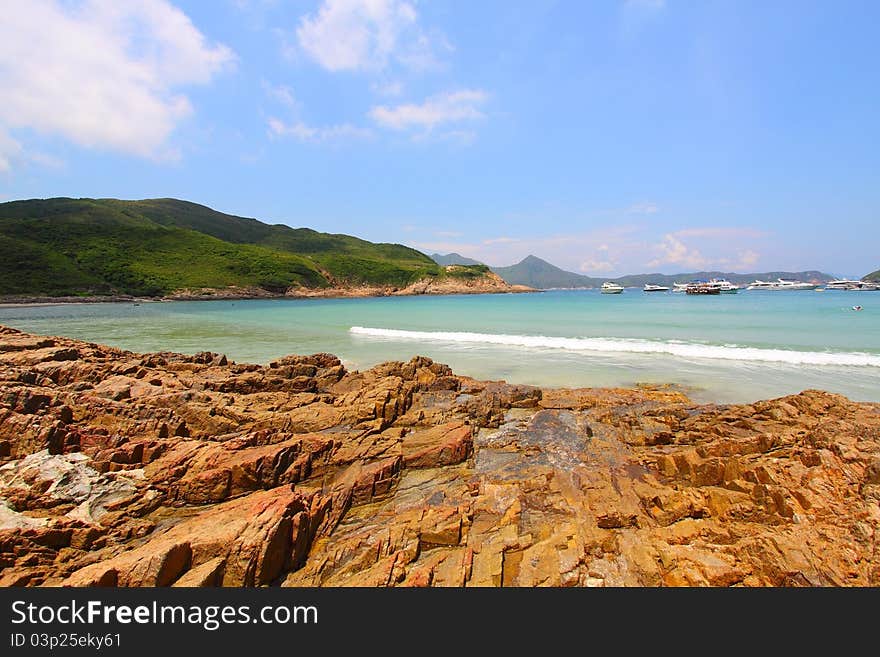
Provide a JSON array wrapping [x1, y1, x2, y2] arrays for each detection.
[[826, 278, 879, 291], [600, 281, 624, 294], [672, 282, 689, 293], [707, 278, 740, 294], [746, 278, 819, 291], [643, 283, 670, 292]]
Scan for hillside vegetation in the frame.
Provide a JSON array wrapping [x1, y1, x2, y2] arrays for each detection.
[[0, 198, 475, 297]]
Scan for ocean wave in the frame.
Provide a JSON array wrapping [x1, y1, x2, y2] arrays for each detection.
[[349, 326, 880, 367]]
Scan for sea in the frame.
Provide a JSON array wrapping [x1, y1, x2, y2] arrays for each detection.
[[1, 288, 878, 404]]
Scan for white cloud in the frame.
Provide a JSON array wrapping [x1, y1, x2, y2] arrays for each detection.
[[369, 89, 489, 134], [0, 0, 234, 168], [264, 82, 372, 143], [648, 232, 765, 271], [0, 132, 23, 173], [482, 236, 519, 245], [263, 82, 300, 110], [371, 80, 404, 96], [722, 249, 760, 271], [580, 259, 616, 273], [673, 227, 768, 239], [648, 234, 709, 269], [628, 201, 659, 215], [268, 117, 372, 143], [296, 0, 447, 73]]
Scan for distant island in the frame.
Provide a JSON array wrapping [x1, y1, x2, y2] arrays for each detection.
[[432, 253, 846, 290], [0, 198, 528, 301]]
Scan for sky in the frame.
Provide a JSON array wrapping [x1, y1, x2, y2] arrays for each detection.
[[0, 0, 878, 277]]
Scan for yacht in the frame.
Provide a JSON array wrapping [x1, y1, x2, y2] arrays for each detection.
[[672, 282, 689, 293], [825, 279, 862, 290], [600, 281, 624, 294], [643, 283, 670, 292], [746, 278, 819, 291], [707, 278, 740, 294], [826, 278, 879, 291]]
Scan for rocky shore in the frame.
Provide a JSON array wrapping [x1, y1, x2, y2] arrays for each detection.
[[0, 270, 534, 306], [0, 325, 878, 587]]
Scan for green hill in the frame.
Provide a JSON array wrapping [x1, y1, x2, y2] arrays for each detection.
[[430, 252, 484, 266], [491, 255, 601, 288], [865, 269, 879, 282], [0, 198, 464, 297]]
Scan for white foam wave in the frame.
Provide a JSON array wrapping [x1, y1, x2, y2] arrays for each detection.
[[349, 326, 880, 367]]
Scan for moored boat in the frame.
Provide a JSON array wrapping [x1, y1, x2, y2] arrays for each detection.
[[746, 278, 819, 291], [600, 281, 624, 294], [826, 278, 880, 291], [707, 278, 740, 294], [643, 283, 670, 292], [685, 281, 721, 295]]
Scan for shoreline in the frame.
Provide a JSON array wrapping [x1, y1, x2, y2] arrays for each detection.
[[0, 285, 538, 308], [0, 276, 537, 307]]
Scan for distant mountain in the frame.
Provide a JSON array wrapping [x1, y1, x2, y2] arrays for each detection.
[[491, 255, 601, 288], [491, 254, 836, 289], [430, 252, 484, 266], [0, 198, 487, 297], [865, 269, 879, 281]]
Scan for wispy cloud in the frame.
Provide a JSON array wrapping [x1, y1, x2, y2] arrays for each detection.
[[648, 230, 766, 271], [369, 89, 489, 139], [264, 82, 371, 143], [580, 258, 616, 273], [262, 81, 299, 109], [295, 0, 449, 73], [371, 80, 404, 96], [268, 118, 372, 143], [0, 0, 235, 169], [627, 201, 659, 215], [672, 227, 769, 239], [434, 230, 463, 238], [647, 234, 709, 269]]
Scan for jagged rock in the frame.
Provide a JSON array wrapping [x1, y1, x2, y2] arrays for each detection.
[[0, 326, 878, 588]]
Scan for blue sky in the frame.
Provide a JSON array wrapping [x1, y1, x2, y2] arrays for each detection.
[[1, 1, 877, 277]]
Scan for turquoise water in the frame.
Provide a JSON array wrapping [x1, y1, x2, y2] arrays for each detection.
[[1, 289, 878, 403]]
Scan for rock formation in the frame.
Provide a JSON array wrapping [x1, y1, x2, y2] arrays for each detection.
[[0, 325, 877, 587]]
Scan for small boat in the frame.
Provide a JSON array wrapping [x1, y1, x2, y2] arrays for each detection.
[[672, 283, 689, 293], [643, 284, 670, 292], [600, 281, 624, 294]]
